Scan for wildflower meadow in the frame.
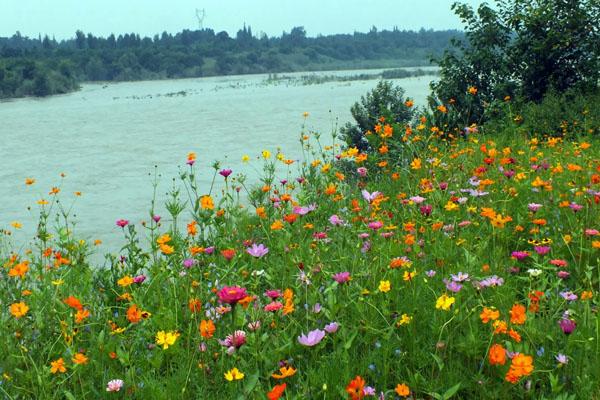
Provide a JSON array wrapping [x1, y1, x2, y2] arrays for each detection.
[[1, 104, 599, 399]]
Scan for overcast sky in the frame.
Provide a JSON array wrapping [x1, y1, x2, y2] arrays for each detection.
[[1, 0, 486, 40]]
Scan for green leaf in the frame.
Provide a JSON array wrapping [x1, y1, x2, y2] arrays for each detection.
[[64, 391, 77, 400], [344, 331, 358, 350], [243, 371, 260, 394], [442, 382, 461, 399]]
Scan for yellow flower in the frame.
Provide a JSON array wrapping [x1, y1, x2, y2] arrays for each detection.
[[378, 280, 391, 293], [262, 150, 271, 159], [242, 154, 250, 163], [436, 294, 455, 311], [156, 330, 180, 350], [50, 358, 67, 374], [10, 302, 29, 318], [444, 201, 459, 211], [200, 195, 214, 210], [10, 221, 22, 229], [410, 158, 421, 170], [397, 314, 412, 326], [224, 367, 244, 381], [117, 275, 134, 287]]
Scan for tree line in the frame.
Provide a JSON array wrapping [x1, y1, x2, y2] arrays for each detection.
[[0, 26, 462, 99]]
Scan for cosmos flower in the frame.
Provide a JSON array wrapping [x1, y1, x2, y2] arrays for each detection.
[[106, 379, 124, 392], [247, 243, 269, 258], [297, 329, 326, 346]]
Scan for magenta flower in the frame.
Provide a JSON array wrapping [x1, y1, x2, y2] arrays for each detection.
[[511, 251, 529, 261], [332, 271, 351, 284], [152, 215, 161, 223], [116, 219, 129, 228], [534, 246, 551, 255], [297, 329, 326, 346], [293, 204, 316, 215], [264, 289, 282, 299], [420, 205, 433, 216], [133, 275, 146, 284], [247, 243, 269, 258], [183, 258, 196, 268], [219, 169, 233, 178], [217, 286, 248, 304], [559, 318, 576, 335]]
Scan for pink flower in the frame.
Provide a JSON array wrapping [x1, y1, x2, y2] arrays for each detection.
[[534, 246, 551, 255], [332, 271, 351, 284], [357, 167, 368, 177], [116, 219, 129, 228], [133, 275, 146, 284], [528, 203, 542, 212], [264, 289, 282, 299], [324, 322, 339, 333], [361, 190, 381, 203], [329, 214, 344, 226], [219, 330, 247, 354], [106, 379, 124, 392], [264, 301, 283, 312], [511, 251, 529, 261], [297, 329, 326, 346], [368, 221, 383, 231], [217, 286, 248, 304], [247, 243, 269, 258], [550, 259, 568, 267]]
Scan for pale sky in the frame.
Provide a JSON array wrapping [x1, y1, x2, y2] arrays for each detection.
[[1, 0, 486, 40]]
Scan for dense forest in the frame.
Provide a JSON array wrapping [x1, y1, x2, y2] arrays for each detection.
[[0, 26, 461, 99]]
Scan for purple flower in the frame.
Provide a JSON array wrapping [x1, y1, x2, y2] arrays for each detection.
[[426, 270, 437, 277], [555, 353, 568, 365], [451, 272, 470, 282], [528, 203, 542, 212], [333, 271, 351, 284], [247, 243, 269, 258], [183, 258, 196, 268], [363, 386, 376, 396], [560, 290, 578, 301], [324, 322, 339, 334], [219, 169, 232, 178], [477, 275, 504, 289], [559, 318, 576, 335], [297, 329, 326, 346], [204, 246, 215, 255], [444, 279, 463, 293]]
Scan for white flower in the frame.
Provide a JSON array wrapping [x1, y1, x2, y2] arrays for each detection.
[[527, 268, 542, 277]]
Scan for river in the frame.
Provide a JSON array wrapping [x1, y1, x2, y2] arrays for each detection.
[[0, 68, 435, 255]]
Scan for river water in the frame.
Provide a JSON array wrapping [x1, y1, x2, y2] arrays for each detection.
[[0, 68, 435, 254]]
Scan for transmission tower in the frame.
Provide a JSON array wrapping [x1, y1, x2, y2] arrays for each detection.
[[195, 8, 206, 30]]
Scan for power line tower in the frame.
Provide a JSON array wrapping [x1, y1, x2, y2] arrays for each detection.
[[195, 8, 206, 30]]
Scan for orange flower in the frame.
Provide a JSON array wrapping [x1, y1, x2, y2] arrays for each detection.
[[199, 319, 215, 338], [346, 375, 365, 400], [75, 309, 90, 324], [508, 328, 521, 342], [270, 220, 284, 230], [50, 358, 67, 374], [117, 275, 134, 287], [256, 207, 266, 218], [395, 383, 410, 397], [509, 304, 527, 325], [72, 353, 88, 365], [188, 298, 202, 313], [505, 354, 534, 383], [127, 304, 143, 324], [271, 366, 297, 379], [488, 344, 506, 365], [8, 261, 29, 278], [10, 302, 29, 318], [493, 320, 508, 335], [283, 214, 298, 224], [267, 383, 286, 400], [187, 221, 198, 236], [479, 307, 500, 324]]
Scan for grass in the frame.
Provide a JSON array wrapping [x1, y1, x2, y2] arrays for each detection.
[[1, 110, 599, 399]]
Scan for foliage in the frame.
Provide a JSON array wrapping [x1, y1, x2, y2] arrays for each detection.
[[429, 0, 600, 129], [0, 27, 462, 99], [1, 108, 599, 399], [339, 80, 416, 154]]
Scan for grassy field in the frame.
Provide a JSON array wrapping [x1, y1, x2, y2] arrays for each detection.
[[1, 112, 599, 399]]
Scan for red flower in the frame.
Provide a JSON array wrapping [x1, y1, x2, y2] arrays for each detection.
[[267, 383, 286, 400], [346, 375, 365, 400]]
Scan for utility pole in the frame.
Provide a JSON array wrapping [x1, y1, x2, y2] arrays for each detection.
[[195, 8, 206, 30]]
